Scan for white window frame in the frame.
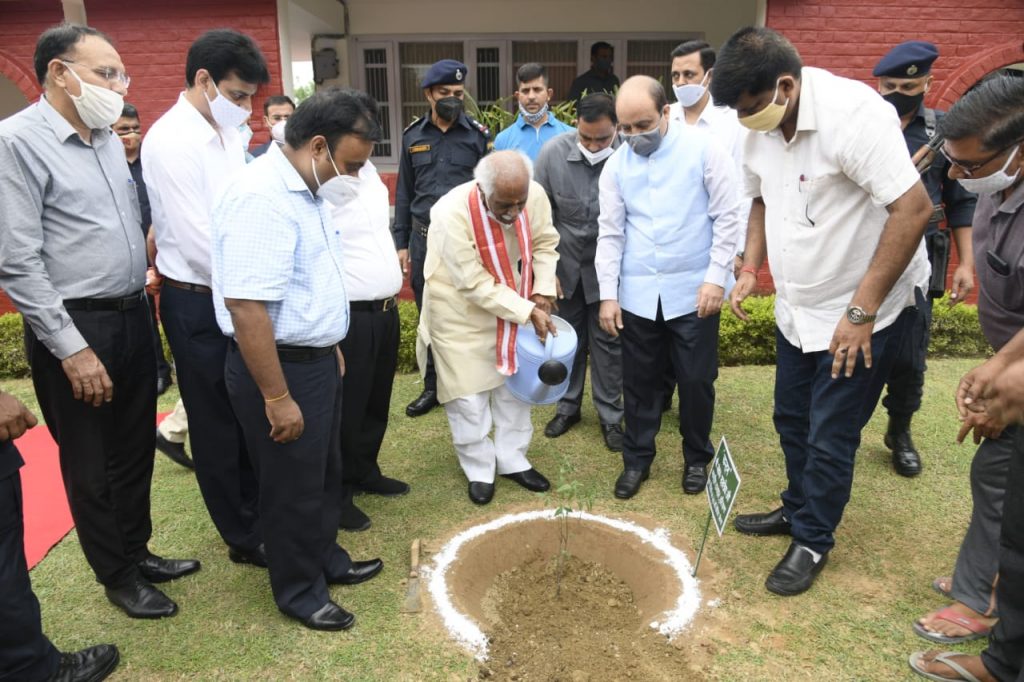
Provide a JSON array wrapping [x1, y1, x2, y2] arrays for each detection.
[[351, 32, 699, 169]]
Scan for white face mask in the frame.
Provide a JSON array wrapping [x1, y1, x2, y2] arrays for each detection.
[[576, 140, 615, 165], [204, 82, 250, 130], [271, 120, 287, 145], [313, 151, 361, 205], [957, 146, 1022, 195], [520, 102, 549, 125], [62, 62, 124, 130], [672, 72, 710, 108]]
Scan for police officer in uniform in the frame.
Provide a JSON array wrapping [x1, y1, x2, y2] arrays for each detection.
[[873, 41, 977, 476], [393, 59, 490, 417]]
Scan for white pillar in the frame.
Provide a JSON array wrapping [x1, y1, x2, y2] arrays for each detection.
[[62, 0, 87, 25], [277, 0, 295, 96]]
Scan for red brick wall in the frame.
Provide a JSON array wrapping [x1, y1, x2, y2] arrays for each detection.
[[0, 0, 284, 315]]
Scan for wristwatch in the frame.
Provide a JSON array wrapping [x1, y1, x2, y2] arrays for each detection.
[[846, 306, 877, 325]]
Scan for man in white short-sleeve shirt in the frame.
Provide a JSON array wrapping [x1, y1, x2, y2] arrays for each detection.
[[710, 27, 933, 597]]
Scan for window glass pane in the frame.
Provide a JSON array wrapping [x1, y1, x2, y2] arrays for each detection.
[[626, 39, 680, 101], [476, 47, 501, 109], [363, 48, 392, 157], [511, 41, 577, 105], [399, 42, 464, 127]]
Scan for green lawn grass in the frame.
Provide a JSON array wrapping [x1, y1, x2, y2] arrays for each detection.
[[13, 358, 986, 680]]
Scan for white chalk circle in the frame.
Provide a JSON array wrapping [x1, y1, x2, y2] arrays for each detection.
[[424, 509, 703, 660]]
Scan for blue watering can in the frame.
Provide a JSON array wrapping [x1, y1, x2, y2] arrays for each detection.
[[505, 315, 578, 405]]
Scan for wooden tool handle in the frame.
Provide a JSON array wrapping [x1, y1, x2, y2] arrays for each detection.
[[409, 538, 420, 578]]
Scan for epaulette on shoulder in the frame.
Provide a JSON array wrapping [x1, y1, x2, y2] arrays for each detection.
[[469, 117, 490, 138], [403, 116, 422, 133]]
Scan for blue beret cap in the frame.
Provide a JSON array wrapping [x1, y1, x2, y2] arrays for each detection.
[[421, 59, 468, 88], [873, 41, 939, 78]]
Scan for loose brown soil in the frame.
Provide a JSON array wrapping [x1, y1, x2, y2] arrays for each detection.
[[477, 550, 695, 681]]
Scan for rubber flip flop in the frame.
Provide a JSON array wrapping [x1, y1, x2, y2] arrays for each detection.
[[912, 606, 992, 644], [932, 576, 953, 599], [908, 651, 983, 682]]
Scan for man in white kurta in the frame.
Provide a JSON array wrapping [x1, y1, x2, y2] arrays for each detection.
[[418, 151, 560, 504]]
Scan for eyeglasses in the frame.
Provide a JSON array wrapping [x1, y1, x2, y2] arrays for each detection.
[[61, 59, 131, 89], [115, 127, 141, 137], [941, 139, 1022, 177]]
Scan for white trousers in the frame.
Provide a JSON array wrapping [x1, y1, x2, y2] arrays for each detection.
[[443, 383, 533, 483], [157, 398, 189, 443]]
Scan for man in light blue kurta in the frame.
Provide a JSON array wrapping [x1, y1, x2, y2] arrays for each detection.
[[595, 76, 743, 500], [493, 62, 574, 161]]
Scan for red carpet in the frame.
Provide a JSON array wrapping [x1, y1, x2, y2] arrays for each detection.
[[18, 424, 73, 569]]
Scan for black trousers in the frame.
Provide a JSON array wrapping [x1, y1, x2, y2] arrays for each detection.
[[408, 228, 437, 393], [0, 452, 60, 682], [225, 344, 351, 620], [882, 288, 932, 419], [339, 305, 399, 504], [24, 304, 155, 588], [159, 286, 260, 553], [146, 292, 171, 382], [620, 304, 719, 471], [983, 428, 1024, 681]]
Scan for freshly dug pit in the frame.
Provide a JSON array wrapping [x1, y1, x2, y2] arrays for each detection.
[[427, 511, 701, 664]]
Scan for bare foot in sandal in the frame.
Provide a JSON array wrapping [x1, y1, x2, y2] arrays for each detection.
[[917, 602, 997, 641], [910, 651, 997, 681]]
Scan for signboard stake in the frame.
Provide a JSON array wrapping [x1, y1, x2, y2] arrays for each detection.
[[692, 510, 713, 577]]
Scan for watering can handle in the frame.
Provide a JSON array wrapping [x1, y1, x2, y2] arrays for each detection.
[[543, 331, 555, 361]]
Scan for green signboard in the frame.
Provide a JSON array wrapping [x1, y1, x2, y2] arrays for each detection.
[[706, 436, 741, 537]]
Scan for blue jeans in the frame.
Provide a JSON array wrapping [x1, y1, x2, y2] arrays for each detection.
[[774, 307, 911, 554]]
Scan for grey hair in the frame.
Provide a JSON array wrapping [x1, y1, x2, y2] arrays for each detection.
[[473, 150, 534, 197]]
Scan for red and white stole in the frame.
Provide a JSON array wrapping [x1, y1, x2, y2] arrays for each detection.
[[467, 185, 533, 376]]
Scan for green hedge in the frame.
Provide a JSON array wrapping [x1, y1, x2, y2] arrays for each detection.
[[0, 295, 991, 379]]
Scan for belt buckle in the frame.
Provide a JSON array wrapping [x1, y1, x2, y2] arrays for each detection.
[[382, 297, 396, 312]]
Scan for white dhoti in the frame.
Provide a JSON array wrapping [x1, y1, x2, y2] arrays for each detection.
[[157, 398, 189, 443], [443, 384, 533, 483]]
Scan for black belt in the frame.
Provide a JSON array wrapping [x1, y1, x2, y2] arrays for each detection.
[[63, 291, 144, 312], [349, 296, 397, 313], [276, 344, 336, 363]]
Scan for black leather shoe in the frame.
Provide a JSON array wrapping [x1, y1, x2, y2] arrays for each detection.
[[501, 468, 551, 492], [48, 643, 120, 682], [339, 503, 371, 532], [885, 422, 922, 477], [614, 468, 649, 499], [601, 423, 624, 452], [682, 464, 708, 494], [155, 430, 194, 470], [137, 553, 201, 583], [104, 579, 178, 619], [734, 507, 792, 536], [544, 412, 581, 438], [355, 476, 410, 497], [765, 543, 829, 596], [405, 389, 439, 417], [228, 544, 267, 568], [468, 481, 495, 505], [303, 601, 355, 631], [330, 558, 384, 586]]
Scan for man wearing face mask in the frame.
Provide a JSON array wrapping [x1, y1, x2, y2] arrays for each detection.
[[873, 41, 978, 479], [534, 93, 624, 450], [393, 59, 490, 418], [661, 40, 751, 414], [568, 42, 620, 104], [595, 76, 743, 500], [0, 24, 199, 619], [418, 151, 559, 505], [494, 63, 574, 161], [908, 73, 1024, 682], [251, 94, 295, 158], [715, 27, 933, 596], [143, 29, 271, 572], [212, 87, 384, 631]]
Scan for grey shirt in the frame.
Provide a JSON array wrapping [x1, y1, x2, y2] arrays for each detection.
[[0, 96, 145, 360], [534, 131, 621, 304], [972, 179, 1024, 351]]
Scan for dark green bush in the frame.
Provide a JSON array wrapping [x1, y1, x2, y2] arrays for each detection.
[[0, 313, 29, 378], [0, 296, 992, 379]]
